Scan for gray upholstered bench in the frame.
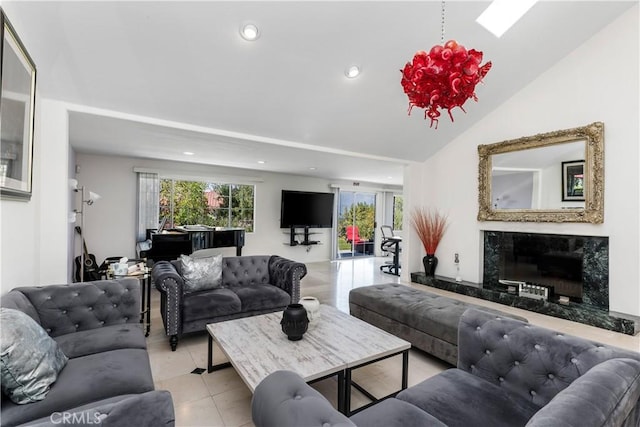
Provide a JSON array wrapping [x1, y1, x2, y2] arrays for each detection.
[[349, 283, 527, 365]]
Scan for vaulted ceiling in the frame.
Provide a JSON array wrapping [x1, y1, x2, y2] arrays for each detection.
[[3, 1, 635, 186]]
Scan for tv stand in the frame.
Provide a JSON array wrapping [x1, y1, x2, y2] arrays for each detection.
[[287, 226, 320, 246]]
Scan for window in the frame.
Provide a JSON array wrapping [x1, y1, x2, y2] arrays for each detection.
[[393, 195, 403, 231], [160, 179, 255, 232]]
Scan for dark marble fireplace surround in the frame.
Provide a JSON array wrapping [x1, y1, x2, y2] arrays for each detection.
[[411, 231, 638, 335], [484, 231, 608, 310]]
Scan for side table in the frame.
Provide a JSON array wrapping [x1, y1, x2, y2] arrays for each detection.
[[108, 270, 151, 337]]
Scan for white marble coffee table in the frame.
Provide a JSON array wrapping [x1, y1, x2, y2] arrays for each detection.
[[206, 304, 410, 415]]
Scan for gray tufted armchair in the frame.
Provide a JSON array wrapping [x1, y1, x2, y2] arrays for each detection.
[[151, 255, 306, 351]]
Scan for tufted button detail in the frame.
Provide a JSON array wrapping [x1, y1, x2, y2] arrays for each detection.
[[503, 334, 508, 339], [88, 306, 93, 311], [294, 395, 302, 400], [46, 328, 52, 333], [548, 373, 555, 379], [476, 326, 481, 331], [113, 304, 118, 308], [62, 310, 67, 314], [498, 377, 504, 382], [100, 321, 105, 324], [530, 390, 537, 396], [74, 324, 79, 328], [124, 317, 128, 321], [571, 358, 578, 364], [514, 361, 520, 366], [534, 344, 541, 350], [323, 423, 331, 427], [485, 349, 491, 355], [470, 364, 475, 370]]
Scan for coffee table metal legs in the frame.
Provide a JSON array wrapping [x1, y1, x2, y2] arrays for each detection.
[[343, 349, 409, 416], [207, 334, 232, 373], [308, 371, 346, 414], [207, 335, 347, 413], [337, 371, 345, 414], [207, 335, 408, 416]]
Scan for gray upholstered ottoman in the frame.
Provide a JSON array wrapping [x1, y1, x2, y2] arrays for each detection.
[[349, 283, 527, 365]]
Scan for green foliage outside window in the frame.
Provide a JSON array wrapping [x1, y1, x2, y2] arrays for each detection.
[[338, 202, 375, 242], [393, 195, 403, 231], [160, 179, 255, 232]]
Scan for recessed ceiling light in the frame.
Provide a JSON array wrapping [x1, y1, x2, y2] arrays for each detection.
[[240, 23, 260, 41], [345, 65, 361, 78], [183, 151, 194, 155], [476, 0, 538, 38], [257, 160, 265, 164], [309, 167, 317, 170]]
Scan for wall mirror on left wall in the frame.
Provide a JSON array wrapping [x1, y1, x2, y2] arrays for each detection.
[[0, 10, 37, 200]]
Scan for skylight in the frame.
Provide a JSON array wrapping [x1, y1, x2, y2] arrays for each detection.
[[476, 0, 538, 38]]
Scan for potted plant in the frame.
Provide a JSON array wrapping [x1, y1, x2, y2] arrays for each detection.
[[410, 207, 448, 276]]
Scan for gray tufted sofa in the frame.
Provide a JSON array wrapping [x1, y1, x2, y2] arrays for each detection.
[[252, 308, 640, 427], [152, 255, 306, 351], [0, 278, 175, 427]]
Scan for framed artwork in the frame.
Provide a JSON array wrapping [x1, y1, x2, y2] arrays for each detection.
[[562, 160, 585, 202], [1, 10, 36, 200]]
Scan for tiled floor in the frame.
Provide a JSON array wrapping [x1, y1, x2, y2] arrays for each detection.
[[147, 257, 640, 427]]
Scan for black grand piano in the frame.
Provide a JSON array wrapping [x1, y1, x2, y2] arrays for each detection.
[[137, 225, 245, 263]]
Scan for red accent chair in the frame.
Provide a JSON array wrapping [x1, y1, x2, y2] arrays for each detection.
[[346, 226, 364, 244]]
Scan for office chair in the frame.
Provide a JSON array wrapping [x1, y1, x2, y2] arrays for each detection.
[[380, 225, 401, 276]]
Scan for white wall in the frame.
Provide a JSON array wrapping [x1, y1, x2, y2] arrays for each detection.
[[403, 6, 640, 316], [74, 153, 348, 265], [492, 172, 534, 209], [38, 100, 71, 284], [1, 99, 71, 294]]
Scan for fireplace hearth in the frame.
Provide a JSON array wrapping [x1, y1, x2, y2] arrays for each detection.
[[410, 231, 638, 335]]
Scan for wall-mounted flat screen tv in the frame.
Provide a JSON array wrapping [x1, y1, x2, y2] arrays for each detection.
[[280, 190, 334, 228]]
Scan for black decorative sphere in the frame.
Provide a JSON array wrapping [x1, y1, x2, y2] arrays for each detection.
[[281, 304, 309, 341]]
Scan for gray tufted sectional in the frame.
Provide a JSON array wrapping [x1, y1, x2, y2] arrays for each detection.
[[1, 278, 174, 427], [252, 308, 640, 427], [151, 255, 306, 350]]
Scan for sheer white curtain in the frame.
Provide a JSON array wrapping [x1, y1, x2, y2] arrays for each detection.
[[136, 172, 159, 242]]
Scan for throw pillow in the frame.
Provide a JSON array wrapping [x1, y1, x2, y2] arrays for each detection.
[[180, 253, 223, 293], [0, 307, 68, 404]]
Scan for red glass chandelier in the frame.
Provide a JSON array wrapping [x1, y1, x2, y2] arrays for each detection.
[[400, 2, 492, 128]]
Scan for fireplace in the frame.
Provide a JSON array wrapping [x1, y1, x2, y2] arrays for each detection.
[[411, 230, 637, 335], [483, 231, 608, 311]]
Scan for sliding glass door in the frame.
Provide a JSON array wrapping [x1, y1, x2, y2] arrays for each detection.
[[336, 191, 376, 259]]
